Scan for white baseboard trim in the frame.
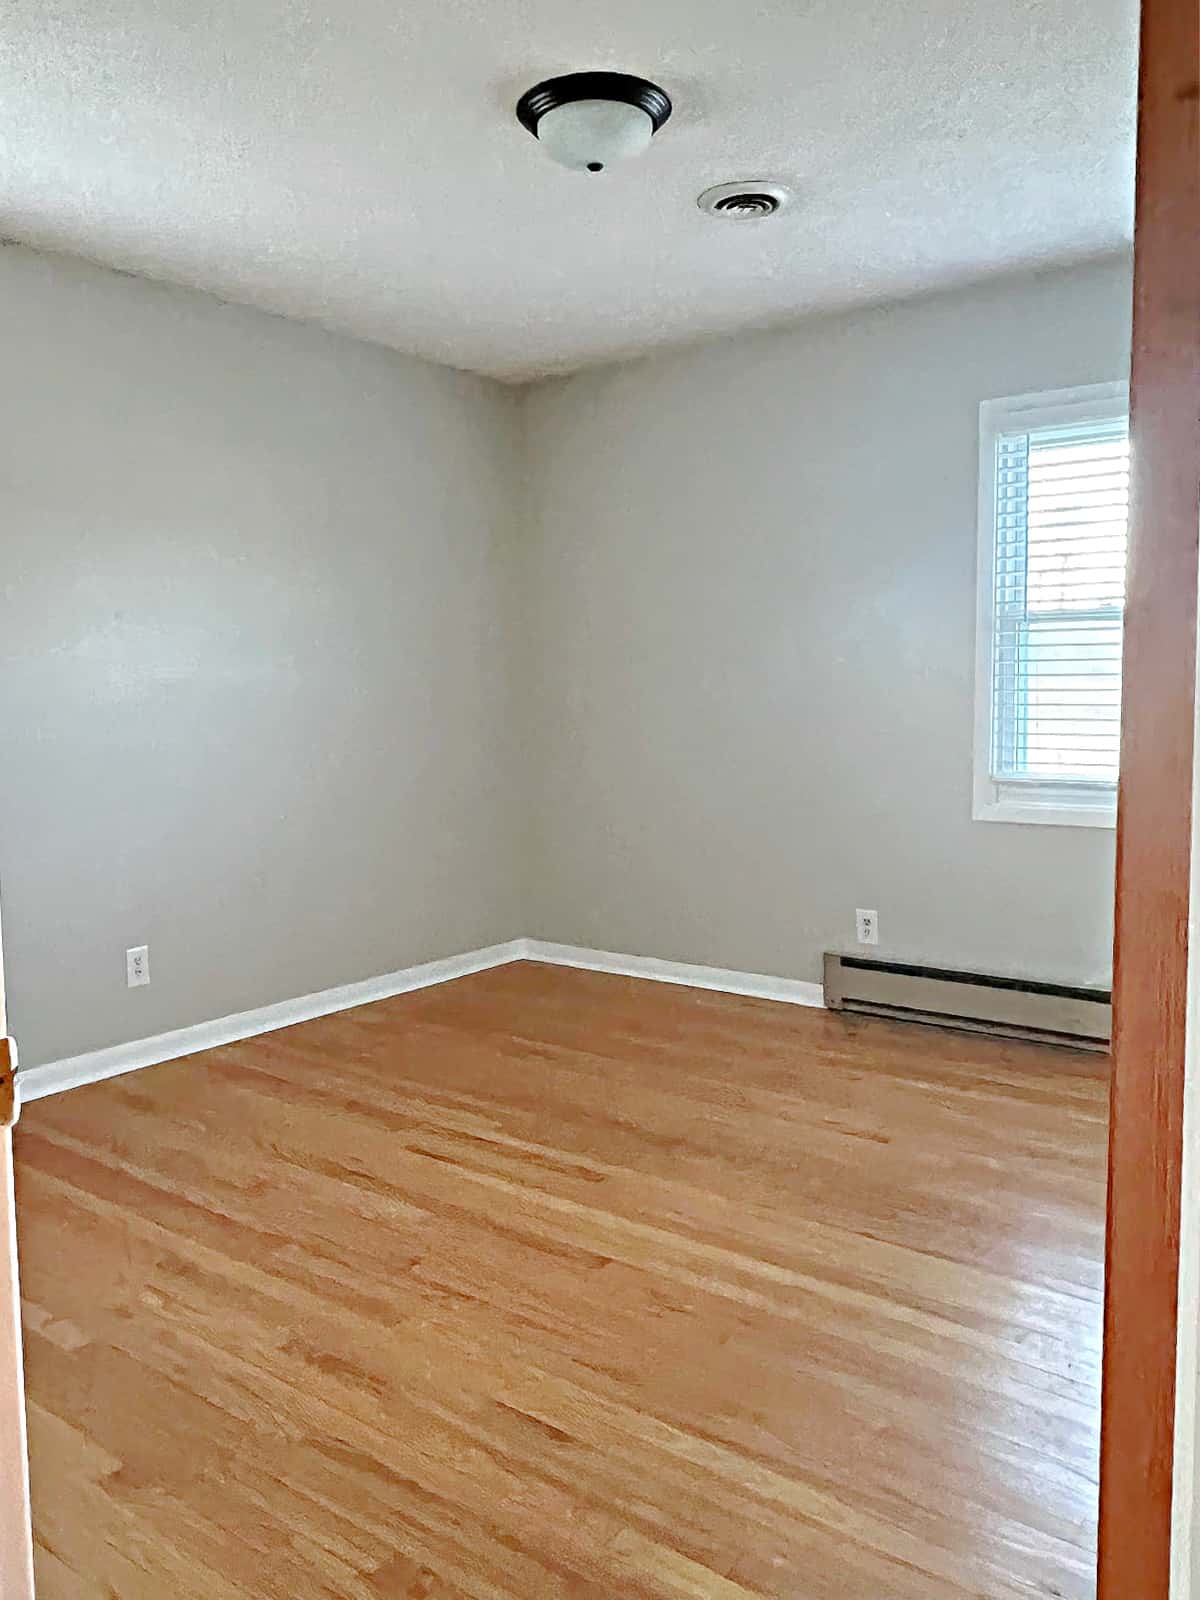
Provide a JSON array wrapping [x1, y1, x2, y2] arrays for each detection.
[[17, 936, 824, 1105], [521, 940, 826, 1009], [17, 939, 527, 1106]]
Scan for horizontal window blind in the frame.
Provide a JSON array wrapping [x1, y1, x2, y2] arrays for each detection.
[[991, 415, 1130, 786]]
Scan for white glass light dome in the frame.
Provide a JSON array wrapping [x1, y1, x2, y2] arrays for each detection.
[[535, 99, 654, 172], [516, 73, 672, 174]]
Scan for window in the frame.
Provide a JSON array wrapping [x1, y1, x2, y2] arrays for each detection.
[[973, 381, 1130, 827]]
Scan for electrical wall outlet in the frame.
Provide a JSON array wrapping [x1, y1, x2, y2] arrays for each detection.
[[855, 909, 879, 947], [126, 945, 150, 988]]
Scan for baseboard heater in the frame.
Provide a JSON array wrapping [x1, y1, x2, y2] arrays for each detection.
[[823, 953, 1111, 1050]]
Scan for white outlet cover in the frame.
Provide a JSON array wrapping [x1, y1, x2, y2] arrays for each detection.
[[126, 945, 150, 987], [855, 910, 879, 946]]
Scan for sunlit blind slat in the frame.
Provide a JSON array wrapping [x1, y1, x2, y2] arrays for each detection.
[[991, 416, 1130, 785]]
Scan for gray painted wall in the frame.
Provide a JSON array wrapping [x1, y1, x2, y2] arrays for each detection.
[[0, 246, 523, 1066], [0, 245, 1133, 1069], [521, 258, 1132, 988]]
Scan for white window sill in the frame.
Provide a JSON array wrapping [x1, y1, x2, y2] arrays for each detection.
[[973, 779, 1117, 829]]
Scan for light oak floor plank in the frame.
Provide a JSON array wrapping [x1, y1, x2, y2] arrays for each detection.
[[13, 961, 1107, 1598]]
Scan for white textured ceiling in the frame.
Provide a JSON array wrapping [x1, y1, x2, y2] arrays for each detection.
[[2, 0, 1138, 381]]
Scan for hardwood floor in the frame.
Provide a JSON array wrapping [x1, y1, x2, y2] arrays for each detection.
[[12, 961, 1107, 1599]]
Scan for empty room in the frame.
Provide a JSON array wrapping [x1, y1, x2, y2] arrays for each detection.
[[2, 1, 1198, 1597]]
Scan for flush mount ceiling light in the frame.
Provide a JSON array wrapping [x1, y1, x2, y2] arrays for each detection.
[[698, 181, 792, 219], [516, 72, 672, 172]]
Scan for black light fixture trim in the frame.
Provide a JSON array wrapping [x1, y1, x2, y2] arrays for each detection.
[[516, 72, 672, 138]]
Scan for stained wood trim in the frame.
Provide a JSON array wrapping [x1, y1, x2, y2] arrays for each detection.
[[0, 1040, 15, 1132], [1099, 0, 1200, 1593]]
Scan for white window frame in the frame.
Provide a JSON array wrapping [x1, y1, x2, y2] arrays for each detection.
[[972, 379, 1130, 829]]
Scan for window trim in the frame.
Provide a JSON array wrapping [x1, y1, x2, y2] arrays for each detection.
[[972, 379, 1130, 829]]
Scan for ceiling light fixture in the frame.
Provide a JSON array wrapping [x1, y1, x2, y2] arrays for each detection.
[[516, 72, 672, 173]]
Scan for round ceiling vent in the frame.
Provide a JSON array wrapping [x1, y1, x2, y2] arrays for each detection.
[[698, 181, 791, 219]]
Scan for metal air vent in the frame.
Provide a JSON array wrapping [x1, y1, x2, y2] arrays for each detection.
[[698, 181, 791, 219]]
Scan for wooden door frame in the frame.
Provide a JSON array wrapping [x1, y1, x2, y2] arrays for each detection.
[[0, 1132, 33, 1600], [1100, 0, 1200, 1594], [0, 904, 34, 1599]]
